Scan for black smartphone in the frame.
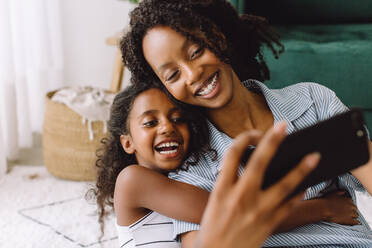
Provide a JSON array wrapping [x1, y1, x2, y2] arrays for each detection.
[[258, 108, 370, 195]]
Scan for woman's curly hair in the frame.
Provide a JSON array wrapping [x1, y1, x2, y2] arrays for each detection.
[[87, 82, 213, 236], [120, 0, 283, 87]]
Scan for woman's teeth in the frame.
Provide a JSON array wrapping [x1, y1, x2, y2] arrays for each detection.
[[197, 73, 218, 96]]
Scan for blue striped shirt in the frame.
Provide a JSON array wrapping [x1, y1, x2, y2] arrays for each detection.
[[168, 80, 372, 247]]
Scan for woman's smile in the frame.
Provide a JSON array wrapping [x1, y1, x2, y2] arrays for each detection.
[[142, 26, 237, 109], [195, 71, 220, 98]]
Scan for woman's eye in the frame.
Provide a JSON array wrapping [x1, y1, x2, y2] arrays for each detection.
[[143, 120, 157, 127], [191, 47, 203, 59], [166, 70, 179, 82], [172, 117, 186, 124]]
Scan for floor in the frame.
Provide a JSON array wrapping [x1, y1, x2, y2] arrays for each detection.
[[2, 132, 118, 247], [7, 132, 44, 170]]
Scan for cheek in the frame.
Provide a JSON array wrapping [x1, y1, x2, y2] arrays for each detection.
[[132, 127, 153, 147]]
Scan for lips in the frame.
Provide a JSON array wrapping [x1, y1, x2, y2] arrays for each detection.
[[195, 71, 219, 96], [154, 140, 181, 155]]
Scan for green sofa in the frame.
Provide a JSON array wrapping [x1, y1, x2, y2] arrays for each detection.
[[229, 0, 372, 134]]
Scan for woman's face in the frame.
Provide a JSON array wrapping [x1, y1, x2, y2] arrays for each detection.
[[142, 26, 236, 109]]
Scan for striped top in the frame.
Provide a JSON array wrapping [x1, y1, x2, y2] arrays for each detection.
[[168, 80, 372, 247], [116, 211, 180, 248]]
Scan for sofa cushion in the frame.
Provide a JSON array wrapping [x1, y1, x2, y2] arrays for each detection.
[[263, 24, 372, 134], [244, 0, 372, 24]]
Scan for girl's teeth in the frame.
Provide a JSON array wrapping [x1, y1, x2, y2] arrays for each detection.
[[159, 149, 178, 154], [156, 142, 179, 148]]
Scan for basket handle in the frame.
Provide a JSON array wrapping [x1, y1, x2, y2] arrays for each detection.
[[110, 48, 124, 93], [107, 32, 124, 93]]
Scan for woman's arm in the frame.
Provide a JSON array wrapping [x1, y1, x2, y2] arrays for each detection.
[[193, 125, 320, 248], [351, 140, 372, 195], [114, 165, 209, 225], [274, 190, 359, 233]]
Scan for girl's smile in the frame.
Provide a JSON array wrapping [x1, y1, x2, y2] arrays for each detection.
[[154, 139, 183, 158], [121, 88, 190, 173]]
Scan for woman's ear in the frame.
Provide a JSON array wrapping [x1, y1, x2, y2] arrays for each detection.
[[120, 134, 135, 154]]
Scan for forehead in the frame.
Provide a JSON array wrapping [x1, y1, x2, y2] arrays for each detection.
[[142, 26, 187, 63], [130, 88, 178, 116]]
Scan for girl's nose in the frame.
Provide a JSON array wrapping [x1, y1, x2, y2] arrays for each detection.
[[158, 120, 175, 135]]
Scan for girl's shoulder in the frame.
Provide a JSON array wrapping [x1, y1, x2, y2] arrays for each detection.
[[115, 165, 161, 195], [114, 165, 161, 226], [114, 165, 173, 206]]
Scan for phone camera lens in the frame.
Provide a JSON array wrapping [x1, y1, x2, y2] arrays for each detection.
[[356, 130, 364, 137]]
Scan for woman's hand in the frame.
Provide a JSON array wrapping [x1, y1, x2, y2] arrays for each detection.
[[321, 190, 360, 225], [194, 122, 320, 248]]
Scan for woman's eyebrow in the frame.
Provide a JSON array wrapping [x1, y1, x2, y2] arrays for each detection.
[[156, 39, 190, 72]]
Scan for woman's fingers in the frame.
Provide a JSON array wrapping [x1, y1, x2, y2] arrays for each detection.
[[216, 130, 263, 189], [265, 152, 320, 206], [239, 122, 287, 190]]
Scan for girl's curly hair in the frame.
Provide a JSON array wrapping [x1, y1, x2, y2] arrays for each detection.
[[120, 0, 283, 87], [87, 82, 213, 236]]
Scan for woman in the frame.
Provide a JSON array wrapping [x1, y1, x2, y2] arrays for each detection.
[[121, 0, 372, 247]]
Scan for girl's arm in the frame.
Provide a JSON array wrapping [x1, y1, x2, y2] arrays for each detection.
[[114, 164, 356, 229], [114, 165, 208, 225], [351, 140, 372, 195]]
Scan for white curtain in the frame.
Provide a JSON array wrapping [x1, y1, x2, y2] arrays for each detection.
[[0, 0, 64, 174]]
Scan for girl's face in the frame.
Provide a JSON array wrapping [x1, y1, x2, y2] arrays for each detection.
[[142, 26, 237, 109], [121, 88, 190, 173]]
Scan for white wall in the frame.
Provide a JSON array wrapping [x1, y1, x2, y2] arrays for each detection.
[[60, 0, 135, 90]]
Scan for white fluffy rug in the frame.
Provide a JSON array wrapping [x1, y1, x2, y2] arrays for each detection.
[[0, 166, 117, 248], [1, 166, 372, 248]]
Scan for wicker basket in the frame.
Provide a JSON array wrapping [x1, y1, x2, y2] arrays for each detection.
[[43, 90, 107, 181]]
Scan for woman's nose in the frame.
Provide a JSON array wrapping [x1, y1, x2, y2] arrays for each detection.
[[183, 62, 202, 86]]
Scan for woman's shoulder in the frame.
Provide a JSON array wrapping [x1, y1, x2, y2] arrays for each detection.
[[281, 82, 335, 96], [278, 82, 338, 104], [277, 82, 348, 119]]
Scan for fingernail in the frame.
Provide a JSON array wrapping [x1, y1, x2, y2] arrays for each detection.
[[305, 152, 321, 168], [274, 122, 287, 134]]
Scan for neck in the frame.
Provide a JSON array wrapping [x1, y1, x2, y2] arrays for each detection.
[[207, 75, 273, 138]]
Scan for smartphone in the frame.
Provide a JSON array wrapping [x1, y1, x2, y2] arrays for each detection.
[[258, 108, 370, 194]]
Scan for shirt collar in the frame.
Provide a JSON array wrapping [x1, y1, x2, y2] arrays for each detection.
[[243, 79, 313, 134]]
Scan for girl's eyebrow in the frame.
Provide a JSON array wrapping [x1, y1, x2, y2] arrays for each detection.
[[137, 107, 180, 119], [156, 39, 190, 72], [137, 110, 158, 119]]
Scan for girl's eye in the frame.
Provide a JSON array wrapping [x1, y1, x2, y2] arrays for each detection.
[[143, 120, 158, 127], [191, 47, 203, 59], [166, 70, 179, 82]]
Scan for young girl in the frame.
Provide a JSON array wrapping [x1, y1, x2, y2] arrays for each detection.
[[92, 83, 211, 247], [91, 82, 319, 248], [120, 0, 372, 247]]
